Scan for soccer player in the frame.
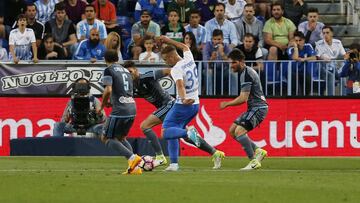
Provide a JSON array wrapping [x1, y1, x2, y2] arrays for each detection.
[[99, 49, 142, 175], [220, 49, 268, 170], [124, 61, 224, 170], [159, 35, 225, 171]]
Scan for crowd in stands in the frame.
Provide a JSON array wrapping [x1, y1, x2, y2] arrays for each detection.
[[0, 0, 359, 95]]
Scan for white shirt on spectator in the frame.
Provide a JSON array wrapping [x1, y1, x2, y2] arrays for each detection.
[[35, 0, 59, 24], [315, 39, 346, 60], [225, 0, 246, 21], [0, 48, 8, 61], [139, 51, 160, 63], [9, 28, 36, 60]]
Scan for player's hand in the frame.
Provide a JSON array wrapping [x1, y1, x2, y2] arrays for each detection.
[[182, 98, 195, 105], [90, 58, 97, 63], [219, 101, 228, 110], [159, 35, 170, 44], [13, 57, 19, 64], [33, 57, 39, 63]]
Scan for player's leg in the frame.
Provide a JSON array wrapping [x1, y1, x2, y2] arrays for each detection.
[[165, 139, 180, 171], [102, 116, 142, 174]]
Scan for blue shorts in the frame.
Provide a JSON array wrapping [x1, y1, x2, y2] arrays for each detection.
[[163, 103, 199, 129], [102, 116, 135, 139]]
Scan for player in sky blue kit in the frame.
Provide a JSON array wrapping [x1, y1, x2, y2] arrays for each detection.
[[220, 49, 268, 170], [99, 49, 142, 175], [124, 61, 224, 170], [159, 35, 225, 171]]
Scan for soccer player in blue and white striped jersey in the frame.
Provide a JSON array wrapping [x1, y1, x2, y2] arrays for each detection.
[[9, 14, 38, 64]]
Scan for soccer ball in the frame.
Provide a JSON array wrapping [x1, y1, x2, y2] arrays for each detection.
[[138, 155, 155, 171]]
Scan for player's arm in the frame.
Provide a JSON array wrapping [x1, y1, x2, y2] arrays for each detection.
[[100, 85, 112, 111], [220, 91, 250, 109], [31, 42, 38, 63], [159, 35, 189, 52], [175, 79, 194, 105]]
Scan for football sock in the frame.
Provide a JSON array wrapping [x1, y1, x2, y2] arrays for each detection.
[[235, 134, 254, 159], [167, 139, 179, 163], [184, 137, 216, 155], [120, 139, 133, 152], [143, 128, 163, 155], [251, 141, 258, 151], [105, 139, 133, 159], [163, 127, 187, 139]]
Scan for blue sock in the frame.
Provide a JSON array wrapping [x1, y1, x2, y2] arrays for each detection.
[[163, 127, 187, 139], [167, 139, 179, 163]]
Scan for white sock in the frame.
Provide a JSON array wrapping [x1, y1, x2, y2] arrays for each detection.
[[128, 154, 136, 161]]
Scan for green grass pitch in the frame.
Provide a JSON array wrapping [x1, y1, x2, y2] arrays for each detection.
[[0, 157, 360, 203]]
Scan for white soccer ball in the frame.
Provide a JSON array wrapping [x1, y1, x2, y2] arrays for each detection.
[[139, 155, 155, 171]]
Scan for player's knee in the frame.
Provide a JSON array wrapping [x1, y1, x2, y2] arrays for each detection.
[[140, 121, 149, 131], [229, 128, 236, 137]]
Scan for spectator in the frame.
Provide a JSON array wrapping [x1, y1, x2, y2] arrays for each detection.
[[184, 10, 206, 51], [134, 0, 166, 25], [235, 33, 264, 71], [130, 10, 161, 60], [195, 0, 216, 25], [224, 0, 246, 22], [9, 14, 38, 64], [0, 43, 8, 61], [263, 1, 296, 60], [183, 31, 202, 60], [38, 34, 67, 59], [287, 31, 316, 95], [234, 3, 264, 47], [52, 78, 106, 137], [202, 29, 232, 95], [167, 0, 195, 26], [104, 31, 123, 63], [139, 34, 160, 63], [13, 3, 45, 47], [161, 9, 185, 42], [340, 43, 360, 95], [64, 0, 87, 25], [74, 28, 106, 62], [34, 0, 59, 24], [282, 0, 308, 26], [76, 4, 107, 42], [45, 2, 78, 58], [315, 25, 346, 95], [204, 3, 238, 48], [92, 0, 121, 36], [298, 7, 324, 47]]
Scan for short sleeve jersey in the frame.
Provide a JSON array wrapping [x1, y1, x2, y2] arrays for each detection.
[[171, 50, 199, 104]]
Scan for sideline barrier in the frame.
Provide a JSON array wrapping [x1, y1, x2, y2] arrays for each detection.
[[1, 97, 359, 156]]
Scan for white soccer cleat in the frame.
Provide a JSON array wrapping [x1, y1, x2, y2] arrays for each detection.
[[154, 154, 168, 167], [240, 159, 261, 171], [212, 150, 225, 169], [164, 163, 179, 172], [255, 148, 267, 162]]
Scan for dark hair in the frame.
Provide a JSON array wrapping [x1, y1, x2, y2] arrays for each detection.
[[140, 9, 151, 16], [143, 34, 154, 42], [293, 31, 305, 39], [322, 25, 333, 32], [123, 61, 136, 68], [244, 33, 255, 40], [161, 45, 176, 55], [228, 49, 245, 61], [43, 33, 54, 42], [75, 78, 90, 84], [214, 2, 226, 11], [85, 4, 96, 11], [184, 32, 197, 48], [104, 49, 119, 63], [244, 3, 255, 10], [349, 43, 360, 51], [168, 9, 179, 16], [271, 1, 284, 10], [190, 9, 201, 16], [55, 2, 65, 11], [26, 3, 37, 12], [17, 14, 27, 21], [212, 29, 223, 37], [307, 7, 319, 14]]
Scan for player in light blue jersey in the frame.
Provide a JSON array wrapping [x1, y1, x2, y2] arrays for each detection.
[[159, 35, 225, 171]]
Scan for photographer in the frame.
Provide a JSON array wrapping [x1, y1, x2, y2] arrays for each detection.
[[52, 78, 106, 137], [340, 43, 360, 96]]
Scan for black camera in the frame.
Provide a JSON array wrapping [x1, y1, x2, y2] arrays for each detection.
[[71, 82, 92, 135], [349, 52, 358, 60]]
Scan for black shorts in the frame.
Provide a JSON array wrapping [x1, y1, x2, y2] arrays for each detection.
[[234, 107, 268, 131], [103, 116, 135, 139], [153, 100, 175, 121]]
